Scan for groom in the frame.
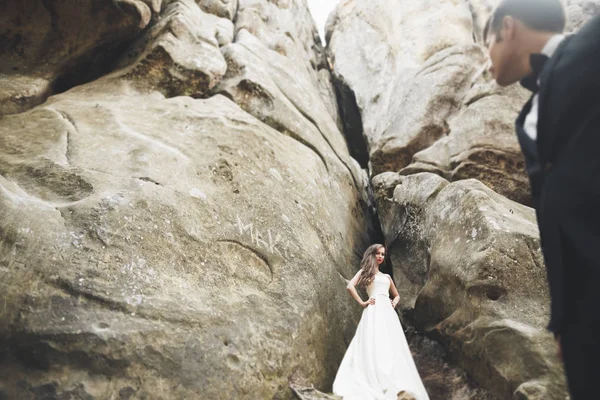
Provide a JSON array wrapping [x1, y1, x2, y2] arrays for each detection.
[[484, 0, 600, 398]]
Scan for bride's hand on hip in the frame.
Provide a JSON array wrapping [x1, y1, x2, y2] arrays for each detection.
[[391, 299, 399, 308], [362, 298, 376, 307]]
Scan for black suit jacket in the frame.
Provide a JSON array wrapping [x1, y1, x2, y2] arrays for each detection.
[[516, 15, 600, 335]]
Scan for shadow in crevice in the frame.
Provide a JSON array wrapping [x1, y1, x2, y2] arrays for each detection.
[[1, 38, 138, 117], [407, 335, 497, 400], [50, 39, 134, 96], [360, 182, 393, 279], [331, 72, 370, 169], [375, 212, 394, 278]]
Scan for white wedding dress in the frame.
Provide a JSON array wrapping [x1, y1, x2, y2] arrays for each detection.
[[333, 272, 430, 400]]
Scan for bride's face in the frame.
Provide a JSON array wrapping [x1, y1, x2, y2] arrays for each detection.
[[375, 248, 385, 265]]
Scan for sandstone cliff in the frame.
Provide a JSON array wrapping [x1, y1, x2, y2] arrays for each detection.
[[0, 1, 374, 398]]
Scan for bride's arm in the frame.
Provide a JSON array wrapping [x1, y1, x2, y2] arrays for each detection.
[[387, 275, 400, 308], [347, 270, 374, 308]]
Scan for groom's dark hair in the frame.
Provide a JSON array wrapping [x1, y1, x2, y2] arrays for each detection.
[[483, 0, 566, 42]]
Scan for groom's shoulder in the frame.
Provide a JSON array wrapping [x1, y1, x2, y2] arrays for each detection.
[[562, 15, 600, 58], [549, 16, 600, 88], [577, 14, 600, 38]]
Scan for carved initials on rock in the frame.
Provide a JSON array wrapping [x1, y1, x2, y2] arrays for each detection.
[[236, 215, 290, 258]]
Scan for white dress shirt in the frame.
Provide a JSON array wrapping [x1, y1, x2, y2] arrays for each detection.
[[523, 34, 566, 141]]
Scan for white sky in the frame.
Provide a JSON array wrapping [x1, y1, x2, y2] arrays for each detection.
[[307, 0, 338, 43]]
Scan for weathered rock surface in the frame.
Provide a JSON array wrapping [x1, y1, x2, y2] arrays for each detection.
[[3, 0, 598, 398], [398, 0, 600, 206], [327, 0, 486, 177], [291, 384, 342, 400], [408, 335, 495, 400], [403, 83, 532, 205], [372, 172, 567, 399], [198, 0, 239, 20], [0, 0, 159, 115], [566, 0, 600, 30], [329, 0, 600, 205], [0, 0, 373, 398], [115, 0, 233, 98]]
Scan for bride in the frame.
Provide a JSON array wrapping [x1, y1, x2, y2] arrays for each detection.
[[333, 244, 430, 400]]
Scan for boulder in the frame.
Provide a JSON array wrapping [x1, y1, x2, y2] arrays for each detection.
[[372, 172, 567, 399], [0, 0, 373, 398], [114, 0, 233, 98], [0, 80, 369, 400], [327, 0, 484, 176], [197, 0, 239, 20], [0, 0, 158, 115], [402, 82, 532, 205], [328, 0, 600, 205], [399, 0, 600, 206]]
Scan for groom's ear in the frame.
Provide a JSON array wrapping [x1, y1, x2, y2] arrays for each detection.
[[502, 15, 520, 42]]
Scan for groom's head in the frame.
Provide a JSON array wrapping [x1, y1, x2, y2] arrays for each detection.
[[484, 0, 566, 86]]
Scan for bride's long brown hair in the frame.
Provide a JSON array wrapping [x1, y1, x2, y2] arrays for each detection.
[[357, 244, 385, 288]]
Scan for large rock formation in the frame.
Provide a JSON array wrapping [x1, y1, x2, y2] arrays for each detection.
[[3, 0, 599, 398], [328, 0, 599, 206], [0, 0, 159, 116], [0, 0, 374, 398], [327, 0, 600, 399], [373, 173, 565, 399], [327, 0, 488, 178]]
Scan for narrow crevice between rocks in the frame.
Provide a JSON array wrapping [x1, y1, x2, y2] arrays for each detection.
[[1, 38, 140, 118], [407, 335, 497, 400], [330, 73, 370, 169], [466, 0, 480, 44], [364, 180, 392, 278], [231, 0, 240, 26], [50, 39, 136, 96], [465, 0, 490, 45]]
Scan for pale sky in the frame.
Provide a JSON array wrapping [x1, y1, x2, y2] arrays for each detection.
[[307, 0, 338, 43]]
